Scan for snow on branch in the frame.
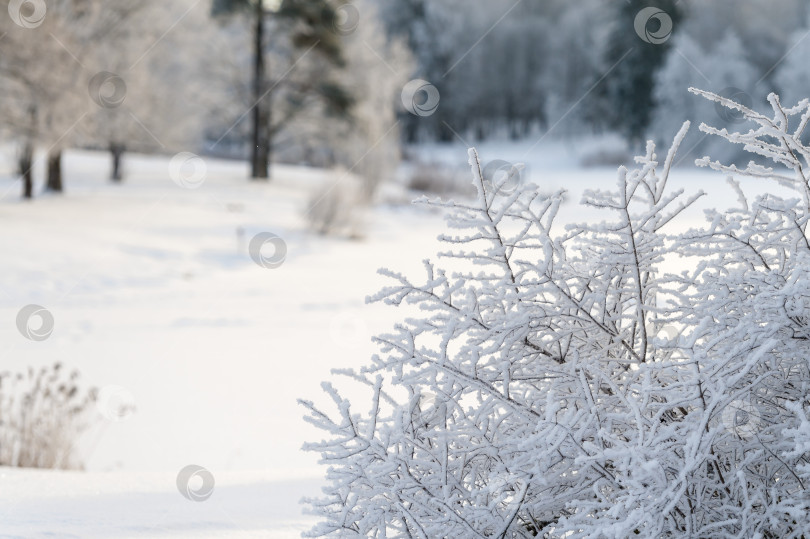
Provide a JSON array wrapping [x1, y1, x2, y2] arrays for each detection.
[[690, 87, 810, 208], [302, 104, 810, 537]]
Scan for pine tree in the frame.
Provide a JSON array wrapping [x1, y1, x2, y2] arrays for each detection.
[[212, 0, 352, 179], [597, 0, 683, 147]]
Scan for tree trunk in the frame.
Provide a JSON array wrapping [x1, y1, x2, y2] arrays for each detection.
[[46, 150, 63, 192], [251, 0, 270, 180], [21, 105, 37, 199], [509, 120, 520, 141], [19, 142, 33, 200], [110, 143, 125, 182]]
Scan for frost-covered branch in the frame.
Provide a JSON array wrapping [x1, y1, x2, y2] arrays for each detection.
[[303, 93, 810, 537]]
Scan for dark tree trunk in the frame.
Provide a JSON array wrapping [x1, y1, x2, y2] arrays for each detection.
[[437, 118, 454, 142], [19, 142, 33, 200], [475, 123, 485, 142], [110, 143, 125, 182], [46, 150, 63, 192], [509, 120, 520, 141], [404, 119, 418, 144], [251, 0, 270, 180], [21, 105, 37, 199]]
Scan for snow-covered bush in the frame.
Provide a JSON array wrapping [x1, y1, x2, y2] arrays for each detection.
[[406, 160, 474, 197], [300, 90, 810, 537], [0, 363, 97, 469], [305, 174, 366, 239]]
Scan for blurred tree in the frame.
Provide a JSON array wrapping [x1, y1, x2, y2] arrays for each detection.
[[0, 0, 184, 195], [317, 0, 412, 201], [212, 0, 352, 179], [651, 30, 757, 163], [0, 0, 85, 197], [596, 0, 684, 147], [379, 0, 566, 143], [80, 1, 215, 182], [775, 17, 810, 108]]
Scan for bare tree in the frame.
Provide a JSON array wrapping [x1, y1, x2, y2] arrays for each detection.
[[0, 0, 208, 193]]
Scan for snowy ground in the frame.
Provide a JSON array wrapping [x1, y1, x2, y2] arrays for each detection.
[[0, 467, 323, 538], [0, 139, 790, 535]]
